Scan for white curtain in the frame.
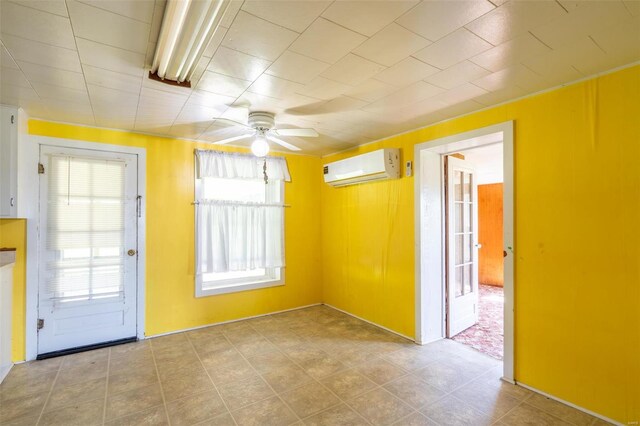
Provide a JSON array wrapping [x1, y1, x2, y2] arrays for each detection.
[[195, 150, 289, 274], [195, 149, 291, 182]]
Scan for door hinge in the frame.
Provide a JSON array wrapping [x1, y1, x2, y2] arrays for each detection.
[[37, 319, 44, 330], [10, 114, 15, 124], [38, 163, 45, 174]]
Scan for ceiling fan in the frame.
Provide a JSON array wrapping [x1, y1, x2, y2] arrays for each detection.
[[212, 111, 319, 156]]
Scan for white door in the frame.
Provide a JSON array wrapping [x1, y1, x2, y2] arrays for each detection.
[[37, 146, 138, 355], [446, 156, 479, 337]]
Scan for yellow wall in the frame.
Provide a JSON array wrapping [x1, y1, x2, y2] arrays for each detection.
[[0, 219, 26, 361], [321, 65, 640, 424], [25, 121, 323, 342]]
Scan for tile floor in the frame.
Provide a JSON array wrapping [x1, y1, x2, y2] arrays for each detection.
[[0, 305, 610, 426]]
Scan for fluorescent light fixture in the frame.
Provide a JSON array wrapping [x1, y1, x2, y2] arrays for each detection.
[[150, 0, 230, 86]]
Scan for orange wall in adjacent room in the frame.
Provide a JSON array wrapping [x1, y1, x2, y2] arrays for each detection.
[[478, 183, 503, 286]]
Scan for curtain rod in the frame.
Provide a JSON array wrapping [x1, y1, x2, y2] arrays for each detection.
[[192, 201, 291, 207], [194, 149, 284, 160]]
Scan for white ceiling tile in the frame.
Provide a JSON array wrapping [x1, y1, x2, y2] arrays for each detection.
[[174, 104, 224, 126], [1, 34, 82, 73], [425, 61, 491, 90], [373, 57, 439, 86], [364, 81, 445, 112], [189, 55, 211, 88], [472, 64, 547, 92], [67, 0, 150, 54], [199, 123, 252, 143], [94, 115, 136, 130], [589, 16, 640, 66], [42, 108, 96, 125], [196, 71, 250, 97], [437, 83, 488, 106], [470, 33, 551, 72], [531, 1, 631, 49], [76, 38, 145, 77], [1, 1, 76, 49], [247, 74, 304, 98], [321, 54, 386, 86], [32, 82, 90, 105], [266, 50, 330, 84], [241, 0, 331, 33], [321, 0, 418, 36], [344, 78, 398, 102], [201, 26, 228, 58], [1, 84, 41, 103], [88, 83, 139, 106], [0, 67, 31, 88], [233, 92, 283, 112], [436, 99, 485, 118], [145, 41, 156, 68], [275, 92, 324, 111], [413, 28, 493, 69], [352, 23, 431, 67], [289, 18, 367, 64], [77, 0, 156, 23], [18, 61, 86, 91], [188, 90, 235, 109], [8, 0, 69, 16], [296, 77, 352, 100], [473, 85, 528, 106], [148, 0, 166, 43], [168, 123, 208, 139], [139, 86, 188, 106], [396, 0, 495, 42], [1, 45, 19, 70], [220, 0, 243, 29], [465, 0, 566, 45], [222, 11, 299, 61]]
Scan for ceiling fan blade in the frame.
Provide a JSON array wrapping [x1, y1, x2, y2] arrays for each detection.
[[266, 135, 302, 151], [213, 133, 254, 145], [213, 118, 251, 128], [274, 128, 319, 137]]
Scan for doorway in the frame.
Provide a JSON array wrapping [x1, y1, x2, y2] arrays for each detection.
[[414, 121, 514, 382], [36, 145, 139, 356]]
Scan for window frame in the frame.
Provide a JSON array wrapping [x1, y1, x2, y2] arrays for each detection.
[[194, 173, 285, 297]]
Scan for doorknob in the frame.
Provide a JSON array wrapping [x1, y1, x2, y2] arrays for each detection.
[[127, 249, 137, 256]]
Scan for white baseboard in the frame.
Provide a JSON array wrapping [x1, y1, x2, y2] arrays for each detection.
[[322, 303, 415, 342], [516, 382, 624, 426], [145, 303, 323, 339], [0, 363, 12, 384]]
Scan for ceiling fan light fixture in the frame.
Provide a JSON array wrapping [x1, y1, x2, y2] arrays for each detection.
[[251, 134, 270, 157], [150, 0, 229, 86]]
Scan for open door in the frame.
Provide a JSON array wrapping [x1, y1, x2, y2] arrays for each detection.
[[446, 155, 479, 337]]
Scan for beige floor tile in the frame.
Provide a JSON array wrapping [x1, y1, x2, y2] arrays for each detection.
[[234, 337, 279, 358], [452, 378, 521, 419], [46, 377, 106, 412], [348, 388, 414, 426], [108, 369, 159, 395], [195, 412, 236, 425], [526, 393, 597, 425], [356, 358, 406, 385], [248, 350, 294, 373], [56, 362, 108, 388], [105, 405, 169, 426], [38, 397, 104, 426], [298, 354, 347, 379], [384, 348, 436, 371], [497, 403, 572, 425], [59, 348, 109, 369], [262, 364, 314, 393], [303, 403, 369, 426], [0, 371, 57, 401], [161, 371, 215, 402], [218, 376, 275, 411], [231, 395, 298, 426], [331, 347, 376, 367], [192, 335, 233, 354], [392, 412, 439, 425], [1, 414, 40, 426], [413, 360, 479, 391], [166, 390, 227, 426], [110, 341, 151, 358], [384, 375, 446, 409], [421, 395, 492, 426], [208, 358, 260, 386], [0, 391, 48, 423], [199, 347, 243, 370], [106, 383, 163, 420], [109, 353, 156, 377], [471, 369, 533, 401], [156, 359, 204, 382], [320, 369, 377, 400], [280, 381, 340, 418]]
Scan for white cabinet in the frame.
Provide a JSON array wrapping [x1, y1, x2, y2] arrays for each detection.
[[0, 250, 15, 383], [1, 105, 18, 218]]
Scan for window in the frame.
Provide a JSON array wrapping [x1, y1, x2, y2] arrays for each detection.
[[194, 150, 289, 297]]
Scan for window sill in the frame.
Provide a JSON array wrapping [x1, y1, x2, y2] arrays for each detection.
[[196, 277, 284, 297]]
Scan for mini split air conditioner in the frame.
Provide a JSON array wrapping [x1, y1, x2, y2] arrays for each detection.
[[323, 148, 400, 187]]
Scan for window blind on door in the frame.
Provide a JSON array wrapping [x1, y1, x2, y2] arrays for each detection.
[[45, 155, 126, 302]]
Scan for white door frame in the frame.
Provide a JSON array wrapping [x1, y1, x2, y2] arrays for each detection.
[[414, 121, 514, 382], [18, 135, 146, 361]]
